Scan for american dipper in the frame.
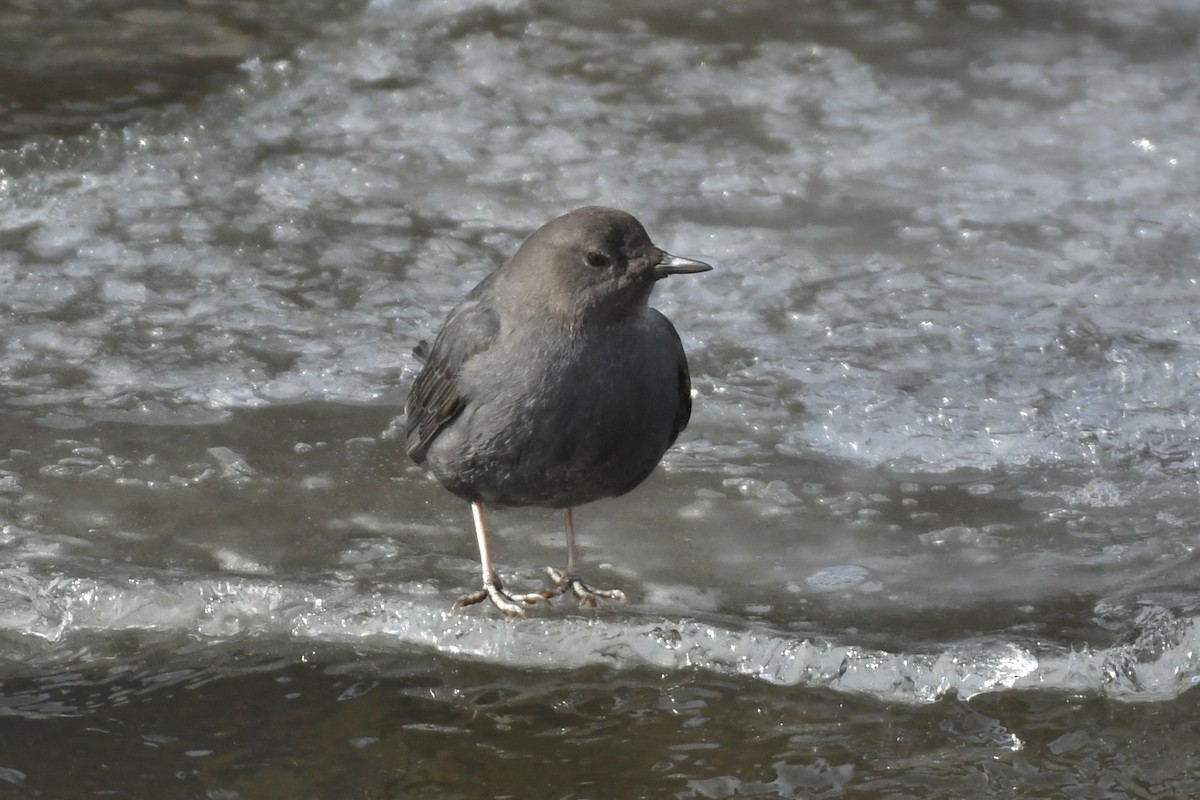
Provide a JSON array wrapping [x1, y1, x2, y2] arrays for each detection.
[[405, 206, 711, 616]]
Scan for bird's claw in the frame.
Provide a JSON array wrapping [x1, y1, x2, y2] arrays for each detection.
[[540, 567, 626, 608], [454, 578, 543, 617]]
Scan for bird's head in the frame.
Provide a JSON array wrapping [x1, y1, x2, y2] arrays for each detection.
[[503, 206, 711, 323]]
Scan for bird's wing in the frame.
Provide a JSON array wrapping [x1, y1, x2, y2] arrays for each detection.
[[405, 284, 501, 463]]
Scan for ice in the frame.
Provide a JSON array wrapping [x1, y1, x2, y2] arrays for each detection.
[[1, 0, 1200, 706], [206, 447, 256, 480], [6, 567, 1199, 703], [804, 565, 870, 590]]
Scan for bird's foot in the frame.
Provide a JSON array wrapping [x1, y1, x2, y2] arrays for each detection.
[[540, 567, 626, 608], [453, 578, 543, 617]]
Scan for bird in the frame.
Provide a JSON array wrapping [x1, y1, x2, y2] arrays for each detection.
[[405, 206, 711, 616]]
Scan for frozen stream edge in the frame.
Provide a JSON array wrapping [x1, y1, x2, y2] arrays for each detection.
[[3, 569, 1197, 705]]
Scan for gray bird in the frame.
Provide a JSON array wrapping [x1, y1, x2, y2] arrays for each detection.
[[405, 206, 711, 616]]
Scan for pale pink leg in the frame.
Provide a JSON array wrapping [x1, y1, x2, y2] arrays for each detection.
[[453, 501, 543, 617], [540, 507, 626, 608]]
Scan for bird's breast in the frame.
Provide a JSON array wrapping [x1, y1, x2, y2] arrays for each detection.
[[430, 317, 683, 507]]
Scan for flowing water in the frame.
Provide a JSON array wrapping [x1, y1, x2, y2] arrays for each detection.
[[3, 0, 1200, 797]]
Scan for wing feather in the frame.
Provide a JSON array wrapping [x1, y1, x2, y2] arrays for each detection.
[[404, 279, 501, 463]]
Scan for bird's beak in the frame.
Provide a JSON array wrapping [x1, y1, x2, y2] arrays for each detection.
[[654, 252, 713, 279]]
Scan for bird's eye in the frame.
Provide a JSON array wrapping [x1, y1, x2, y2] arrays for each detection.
[[585, 251, 610, 268]]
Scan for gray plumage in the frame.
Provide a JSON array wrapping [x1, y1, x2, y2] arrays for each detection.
[[405, 206, 710, 615]]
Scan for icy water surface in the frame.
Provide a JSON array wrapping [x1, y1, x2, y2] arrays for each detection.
[[3, 0, 1200, 796]]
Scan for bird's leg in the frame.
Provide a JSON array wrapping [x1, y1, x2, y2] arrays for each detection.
[[541, 507, 626, 607], [453, 501, 543, 617]]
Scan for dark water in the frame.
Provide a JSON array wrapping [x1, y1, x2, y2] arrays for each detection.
[[4, 648, 1200, 798], [3, 0, 1200, 797]]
